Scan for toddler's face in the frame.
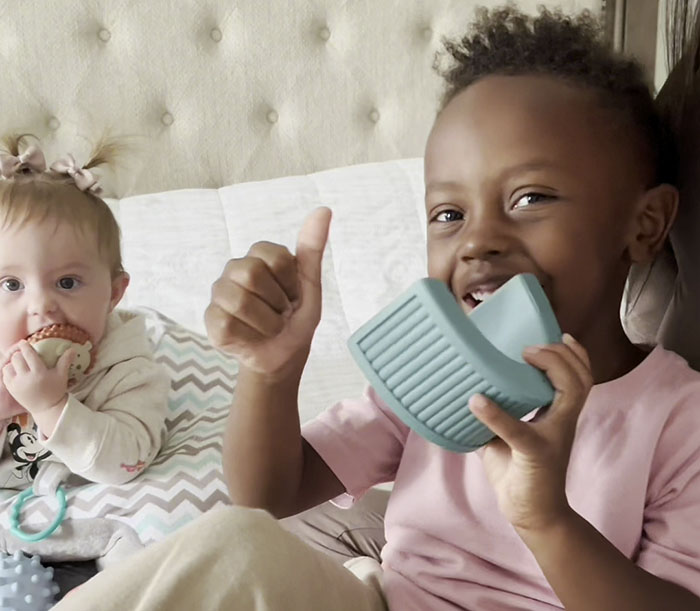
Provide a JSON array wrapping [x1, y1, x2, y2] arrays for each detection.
[[424, 74, 647, 346], [0, 219, 126, 356]]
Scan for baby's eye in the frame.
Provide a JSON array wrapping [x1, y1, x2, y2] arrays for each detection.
[[512, 193, 553, 210], [432, 209, 464, 223], [1, 278, 22, 292], [57, 277, 81, 290]]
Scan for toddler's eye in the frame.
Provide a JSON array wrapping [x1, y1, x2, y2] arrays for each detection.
[[57, 277, 81, 290], [1, 278, 22, 292], [513, 193, 552, 209], [432, 209, 464, 223]]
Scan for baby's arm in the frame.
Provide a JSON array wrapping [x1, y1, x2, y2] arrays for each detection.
[[40, 356, 169, 485], [206, 207, 345, 518], [470, 338, 700, 610]]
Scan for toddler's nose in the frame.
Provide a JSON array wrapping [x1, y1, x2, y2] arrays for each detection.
[[457, 209, 514, 261]]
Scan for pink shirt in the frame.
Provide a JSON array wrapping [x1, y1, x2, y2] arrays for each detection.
[[303, 346, 700, 610]]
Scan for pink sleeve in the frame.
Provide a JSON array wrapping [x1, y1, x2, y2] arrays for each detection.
[[636, 397, 700, 596], [302, 386, 409, 504]]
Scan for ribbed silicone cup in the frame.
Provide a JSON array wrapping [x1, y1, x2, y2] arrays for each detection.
[[348, 275, 560, 452]]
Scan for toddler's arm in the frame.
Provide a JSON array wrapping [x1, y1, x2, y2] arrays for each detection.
[[40, 356, 169, 485], [521, 510, 700, 610], [471, 338, 700, 610], [206, 207, 345, 518]]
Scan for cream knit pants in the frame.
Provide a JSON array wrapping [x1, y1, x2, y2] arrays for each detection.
[[53, 506, 387, 611]]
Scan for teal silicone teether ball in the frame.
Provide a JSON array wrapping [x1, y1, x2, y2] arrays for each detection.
[[348, 274, 562, 452]]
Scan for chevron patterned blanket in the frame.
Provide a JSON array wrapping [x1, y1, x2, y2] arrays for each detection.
[[0, 309, 237, 545]]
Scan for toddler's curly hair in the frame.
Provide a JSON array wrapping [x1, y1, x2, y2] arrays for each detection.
[[435, 6, 675, 185]]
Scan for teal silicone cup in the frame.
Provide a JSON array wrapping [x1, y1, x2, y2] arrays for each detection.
[[348, 274, 562, 452]]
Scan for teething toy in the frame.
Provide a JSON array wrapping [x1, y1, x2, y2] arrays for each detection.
[[348, 274, 561, 452], [0, 551, 59, 611], [27, 323, 94, 385], [9, 486, 67, 543]]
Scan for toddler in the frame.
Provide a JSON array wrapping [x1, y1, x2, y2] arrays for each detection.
[[53, 6, 700, 611], [0, 136, 169, 593]]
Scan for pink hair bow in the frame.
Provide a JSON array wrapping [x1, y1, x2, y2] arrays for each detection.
[[50, 154, 102, 194], [0, 146, 47, 178]]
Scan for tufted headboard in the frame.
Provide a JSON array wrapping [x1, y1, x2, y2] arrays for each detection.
[[0, 0, 603, 197]]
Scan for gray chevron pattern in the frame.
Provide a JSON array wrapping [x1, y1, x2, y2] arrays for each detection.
[[0, 309, 238, 544]]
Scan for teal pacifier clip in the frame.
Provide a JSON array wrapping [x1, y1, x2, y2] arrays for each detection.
[[348, 274, 562, 452], [9, 462, 70, 542], [10, 486, 67, 542]]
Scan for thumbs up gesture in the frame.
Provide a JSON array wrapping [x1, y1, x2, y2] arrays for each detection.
[[205, 207, 331, 379]]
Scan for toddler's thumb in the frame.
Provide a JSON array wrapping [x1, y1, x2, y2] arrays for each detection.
[[295, 207, 331, 287]]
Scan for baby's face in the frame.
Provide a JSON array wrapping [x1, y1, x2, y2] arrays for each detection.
[[424, 74, 647, 347], [0, 219, 123, 355]]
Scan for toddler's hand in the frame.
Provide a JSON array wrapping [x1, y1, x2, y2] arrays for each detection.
[[205, 207, 331, 379], [468, 333, 592, 533], [2, 340, 74, 415]]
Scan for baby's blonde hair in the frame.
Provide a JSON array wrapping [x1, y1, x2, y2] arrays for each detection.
[[0, 134, 124, 278]]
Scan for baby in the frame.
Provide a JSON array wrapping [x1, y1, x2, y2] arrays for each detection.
[[0, 136, 168, 591], [0, 136, 168, 491]]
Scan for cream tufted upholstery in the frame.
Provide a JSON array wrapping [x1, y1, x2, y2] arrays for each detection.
[[0, 0, 601, 197]]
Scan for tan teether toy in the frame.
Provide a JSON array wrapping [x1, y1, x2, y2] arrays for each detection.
[[27, 324, 94, 385]]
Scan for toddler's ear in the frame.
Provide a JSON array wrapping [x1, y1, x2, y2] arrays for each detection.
[[626, 184, 679, 263], [109, 272, 130, 310]]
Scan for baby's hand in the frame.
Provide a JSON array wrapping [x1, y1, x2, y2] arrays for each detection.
[[0, 344, 26, 419], [468, 333, 592, 533], [2, 340, 74, 415], [205, 207, 331, 379], [0, 341, 29, 419]]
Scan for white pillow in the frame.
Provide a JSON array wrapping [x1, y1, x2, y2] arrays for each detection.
[[114, 157, 428, 423]]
